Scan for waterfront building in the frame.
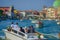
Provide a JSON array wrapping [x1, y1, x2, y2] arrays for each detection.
[[0, 6, 15, 17], [47, 7, 57, 19], [0, 6, 11, 16], [39, 6, 47, 19], [57, 7, 60, 19], [39, 11, 44, 18]]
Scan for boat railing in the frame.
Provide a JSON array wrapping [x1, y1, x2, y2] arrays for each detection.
[[12, 29, 26, 36], [3, 29, 28, 38], [3, 29, 38, 39], [11, 29, 38, 39]]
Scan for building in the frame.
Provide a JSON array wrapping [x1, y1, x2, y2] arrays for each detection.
[[47, 7, 57, 19], [57, 7, 60, 18], [0, 6, 11, 16], [0, 6, 15, 17], [39, 6, 47, 18]]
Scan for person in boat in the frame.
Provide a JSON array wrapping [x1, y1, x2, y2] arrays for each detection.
[[20, 27, 24, 33], [38, 21, 43, 28], [28, 25, 35, 33], [11, 22, 14, 28], [12, 22, 20, 32], [24, 27, 29, 33], [7, 22, 14, 31]]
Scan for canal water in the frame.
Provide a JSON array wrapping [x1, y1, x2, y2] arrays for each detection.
[[0, 19, 60, 38]]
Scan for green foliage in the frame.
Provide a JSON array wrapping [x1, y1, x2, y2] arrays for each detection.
[[53, 0, 60, 7]]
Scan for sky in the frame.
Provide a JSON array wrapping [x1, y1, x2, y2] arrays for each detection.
[[0, 0, 55, 11]]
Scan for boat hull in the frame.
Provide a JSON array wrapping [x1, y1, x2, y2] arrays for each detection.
[[4, 30, 26, 40]]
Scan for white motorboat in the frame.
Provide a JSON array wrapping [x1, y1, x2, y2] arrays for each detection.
[[3, 29, 39, 40], [3, 28, 58, 40], [3, 29, 58, 40]]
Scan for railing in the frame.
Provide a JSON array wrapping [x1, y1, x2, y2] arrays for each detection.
[[11, 29, 38, 39], [3, 29, 27, 38], [12, 29, 25, 36], [3, 29, 28, 40]]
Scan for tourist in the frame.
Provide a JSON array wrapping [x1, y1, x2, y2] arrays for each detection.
[[13, 22, 20, 31], [29, 25, 35, 33], [7, 22, 14, 31], [20, 27, 24, 33], [39, 21, 43, 28], [11, 22, 14, 28], [24, 27, 28, 33]]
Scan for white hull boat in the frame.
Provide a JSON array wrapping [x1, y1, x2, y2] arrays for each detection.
[[3, 29, 38, 40], [3, 29, 58, 40]]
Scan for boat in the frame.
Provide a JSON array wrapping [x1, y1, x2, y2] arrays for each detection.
[[3, 25, 58, 40], [31, 20, 43, 28], [3, 29, 58, 40], [3, 29, 39, 40]]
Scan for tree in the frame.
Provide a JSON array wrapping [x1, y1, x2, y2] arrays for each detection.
[[53, 0, 60, 8]]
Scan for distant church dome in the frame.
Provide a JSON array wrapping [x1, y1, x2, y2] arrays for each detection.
[[53, 0, 60, 8]]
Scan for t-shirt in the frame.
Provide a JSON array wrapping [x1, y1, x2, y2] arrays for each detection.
[[11, 24, 14, 28], [13, 25, 20, 31]]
